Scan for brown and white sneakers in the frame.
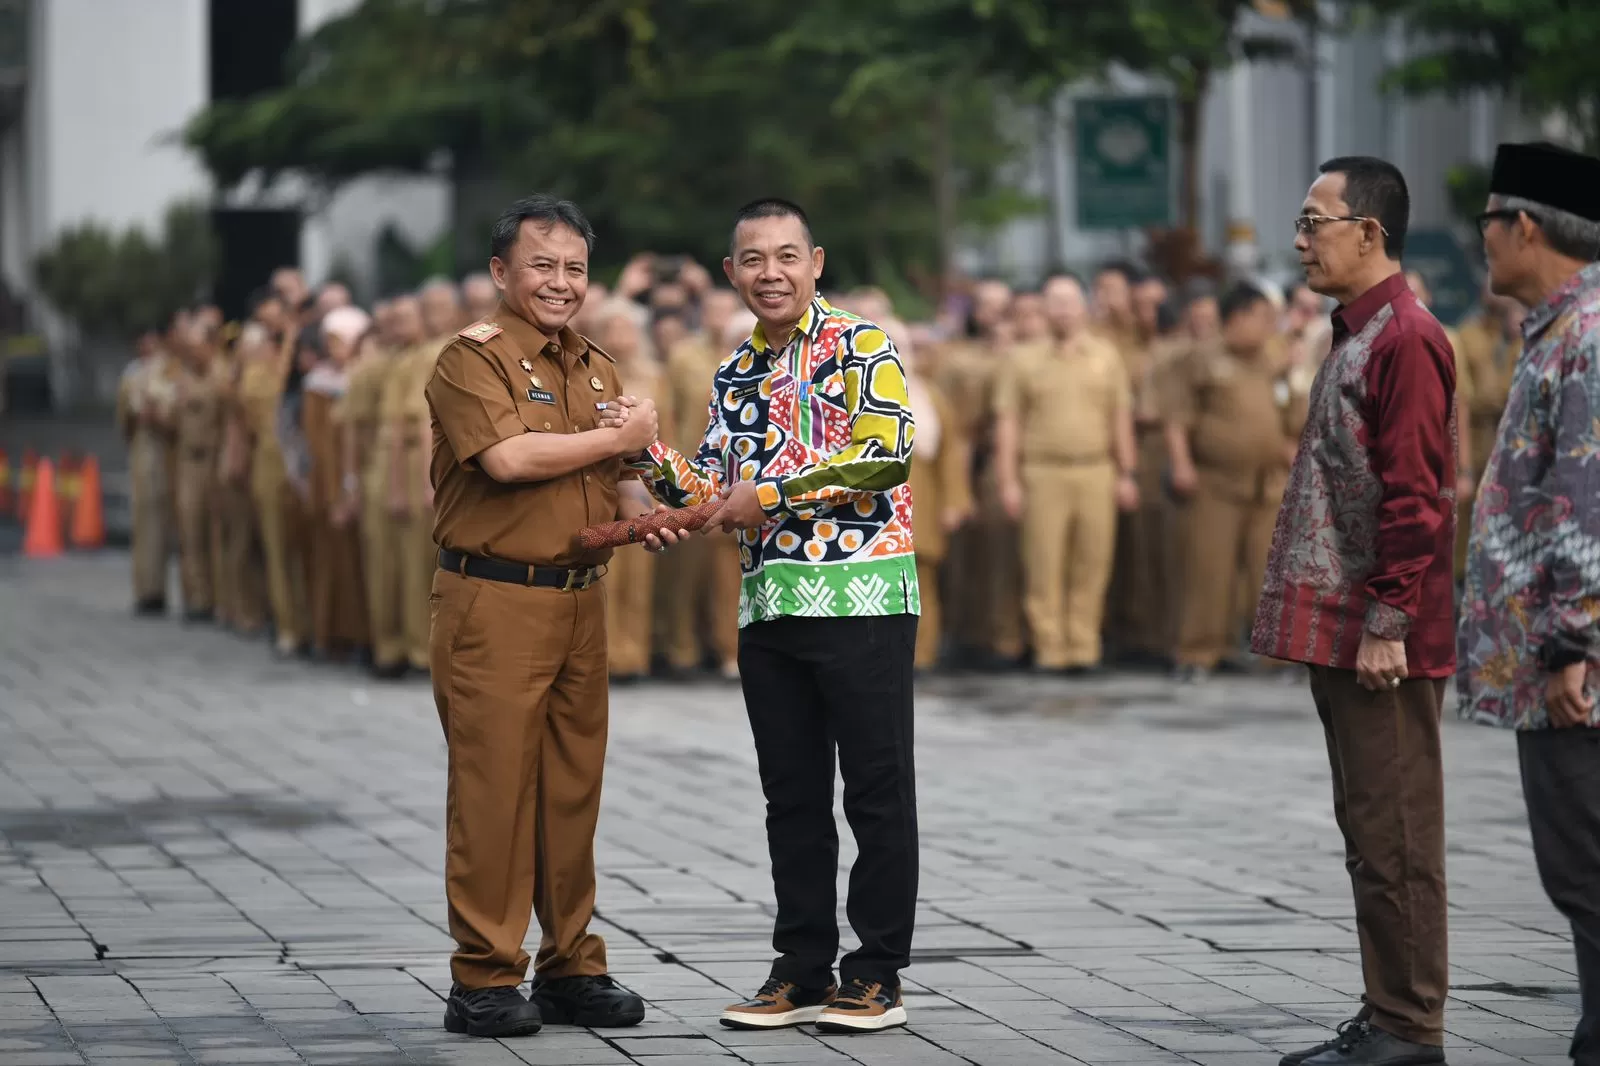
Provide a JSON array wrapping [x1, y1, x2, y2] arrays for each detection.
[[815, 979, 907, 1033], [719, 977, 838, 1030]]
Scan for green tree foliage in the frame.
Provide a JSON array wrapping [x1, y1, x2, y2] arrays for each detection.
[[1372, 0, 1600, 152], [34, 203, 219, 340], [185, 0, 1037, 287]]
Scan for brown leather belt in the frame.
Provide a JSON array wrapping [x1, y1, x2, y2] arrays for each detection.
[[438, 548, 601, 590]]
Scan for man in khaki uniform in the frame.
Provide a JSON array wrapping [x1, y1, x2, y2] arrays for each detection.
[[238, 291, 309, 656], [941, 279, 1027, 667], [208, 325, 264, 634], [1164, 284, 1292, 680], [660, 288, 743, 677], [115, 331, 179, 615], [462, 272, 499, 323], [172, 321, 224, 622], [424, 195, 656, 1037], [341, 300, 411, 676], [994, 274, 1139, 672]]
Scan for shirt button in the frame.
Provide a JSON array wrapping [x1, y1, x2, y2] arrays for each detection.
[[546, 344, 560, 355], [543, 421, 551, 429]]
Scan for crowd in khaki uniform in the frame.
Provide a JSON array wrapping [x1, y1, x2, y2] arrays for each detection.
[[118, 251, 1518, 688]]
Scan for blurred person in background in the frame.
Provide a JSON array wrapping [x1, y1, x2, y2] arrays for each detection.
[[1165, 283, 1292, 682], [463, 272, 499, 323], [594, 299, 673, 683], [302, 305, 371, 661], [379, 293, 438, 675], [1457, 142, 1600, 1066], [994, 273, 1138, 674], [660, 288, 746, 680], [1406, 271, 1479, 582], [204, 316, 259, 635], [1254, 156, 1456, 1066], [116, 330, 179, 616], [172, 315, 224, 624], [883, 315, 971, 672], [1010, 290, 1049, 344]]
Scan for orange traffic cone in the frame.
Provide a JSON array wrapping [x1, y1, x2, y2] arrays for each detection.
[[22, 458, 63, 558], [0, 447, 11, 518], [17, 448, 36, 525], [70, 455, 105, 550]]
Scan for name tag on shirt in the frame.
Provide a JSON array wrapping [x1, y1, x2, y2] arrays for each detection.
[[526, 388, 555, 404], [731, 383, 761, 402]]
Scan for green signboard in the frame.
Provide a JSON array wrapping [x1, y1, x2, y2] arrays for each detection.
[[1404, 228, 1481, 328], [1074, 96, 1173, 230]]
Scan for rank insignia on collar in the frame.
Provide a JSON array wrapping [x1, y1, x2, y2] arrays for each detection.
[[518, 358, 533, 372], [459, 321, 503, 342]]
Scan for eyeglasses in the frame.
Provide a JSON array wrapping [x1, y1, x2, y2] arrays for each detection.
[[1475, 208, 1539, 237], [1293, 214, 1390, 237]]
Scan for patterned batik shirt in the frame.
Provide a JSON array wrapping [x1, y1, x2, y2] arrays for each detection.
[[1457, 262, 1600, 730], [630, 296, 918, 625]]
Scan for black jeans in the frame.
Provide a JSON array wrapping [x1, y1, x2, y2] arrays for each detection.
[[1518, 728, 1600, 1066], [738, 613, 919, 990]]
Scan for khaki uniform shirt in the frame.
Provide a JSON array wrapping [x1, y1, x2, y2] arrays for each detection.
[[340, 348, 391, 494], [426, 304, 631, 568], [174, 362, 224, 461], [991, 334, 1129, 463], [665, 335, 724, 453], [237, 356, 286, 457], [1167, 342, 1293, 501]]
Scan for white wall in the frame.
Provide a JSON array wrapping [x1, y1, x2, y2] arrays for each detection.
[[31, 0, 209, 244]]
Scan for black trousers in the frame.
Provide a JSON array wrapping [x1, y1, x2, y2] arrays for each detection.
[[738, 613, 919, 990], [1518, 728, 1600, 1066]]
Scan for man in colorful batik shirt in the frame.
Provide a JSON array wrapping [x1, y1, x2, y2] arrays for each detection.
[[1459, 141, 1600, 1066], [629, 199, 918, 1035], [1252, 156, 1457, 1066]]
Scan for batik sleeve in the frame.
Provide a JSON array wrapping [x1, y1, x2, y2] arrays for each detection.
[[1540, 328, 1600, 666], [629, 382, 729, 507], [1363, 330, 1456, 640], [754, 321, 915, 521]]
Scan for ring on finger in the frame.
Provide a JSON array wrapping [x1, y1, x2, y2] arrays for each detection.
[[1388, 676, 1401, 689]]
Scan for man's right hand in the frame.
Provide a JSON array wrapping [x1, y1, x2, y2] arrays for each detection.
[[1170, 462, 1198, 497], [999, 480, 1024, 521], [613, 398, 659, 455], [1547, 662, 1594, 727]]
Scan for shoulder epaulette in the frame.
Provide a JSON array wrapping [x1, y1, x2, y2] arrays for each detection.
[[458, 321, 503, 343], [583, 336, 616, 363]]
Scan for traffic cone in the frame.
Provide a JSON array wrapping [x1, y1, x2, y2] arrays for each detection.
[[17, 449, 36, 525], [57, 452, 81, 543], [22, 458, 63, 558], [0, 447, 12, 519], [70, 455, 104, 550]]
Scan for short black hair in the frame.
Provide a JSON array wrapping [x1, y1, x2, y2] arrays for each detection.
[[1219, 282, 1269, 322], [247, 286, 281, 317], [731, 198, 814, 252], [1095, 259, 1143, 285], [491, 194, 595, 261], [1318, 155, 1410, 259]]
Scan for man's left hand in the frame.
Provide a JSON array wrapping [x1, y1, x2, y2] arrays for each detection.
[[706, 480, 769, 533], [1355, 631, 1409, 692], [642, 502, 687, 552], [1546, 662, 1594, 727]]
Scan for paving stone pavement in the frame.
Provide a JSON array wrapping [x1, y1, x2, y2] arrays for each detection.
[[0, 553, 1583, 1066]]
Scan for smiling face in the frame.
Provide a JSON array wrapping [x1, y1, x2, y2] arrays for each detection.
[[724, 214, 824, 337], [491, 219, 589, 336]]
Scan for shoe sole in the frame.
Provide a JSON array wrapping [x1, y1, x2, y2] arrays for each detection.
[[534, 1002, 646, 1028], [442, 1010, 542, 1038], [815, 1005, 907, 1033], [720, 1005, 826, 1030]]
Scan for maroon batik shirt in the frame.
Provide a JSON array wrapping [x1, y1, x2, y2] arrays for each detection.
[[1251, 271, 1458, 678]]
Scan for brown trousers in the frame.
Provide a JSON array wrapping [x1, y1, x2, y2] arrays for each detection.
[[915, 557, 941, 669], [216, 480, 265, 631], [663, 534, 742, 670], [174, 456, 215, 613], [1107, 427, 1174, 657], [1309, 666, 1448, 1045], [1020, 460, 1117, 668], [402, 512, 435, 670], [605, 544, 655, 676], [1175, 485, 1277, 668], [948, 464, 1027, 661], [431, 569, 610, 989], [362, 492, 406, 668]]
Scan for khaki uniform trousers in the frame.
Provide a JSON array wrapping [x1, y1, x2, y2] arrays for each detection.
[[606, 545, 655, 676], [950, 465, 1027, 660], [402, 512, 435, 670], [914, 557, 942, 669], [175, 454, 216, 614], [362, 487, 407, 669], [214, 480, 265, 631], [662, 535, 742, 671], [128, 432, 172, 604], [1175, 472, 1278, 668], [251, 448, 309, 647], [1019, 459, 1117, 668], [430, 569, 610, 989], [1107, 426, 1174, 658]]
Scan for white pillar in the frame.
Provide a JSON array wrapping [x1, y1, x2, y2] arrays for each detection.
[[1315, 2, 1338, 164], [1225, 61, 1260, 274]]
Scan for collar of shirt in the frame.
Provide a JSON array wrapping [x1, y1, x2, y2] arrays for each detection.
[[1522, 261, 1600, 344], [493, 299, 591, 366], [1330, 271, 1410, 342], [749, 295, 830, 359]]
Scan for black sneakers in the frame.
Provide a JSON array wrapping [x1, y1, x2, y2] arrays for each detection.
[[529, 974, 646, 1028], [1281, 1013, 1445, 1066], [442, 983, 542, 1038]]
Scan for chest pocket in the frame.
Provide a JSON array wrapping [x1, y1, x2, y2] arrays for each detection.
[[515, 395, 565, 434]]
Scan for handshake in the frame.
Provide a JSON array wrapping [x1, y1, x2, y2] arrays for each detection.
[[596, 395, 659, 457]]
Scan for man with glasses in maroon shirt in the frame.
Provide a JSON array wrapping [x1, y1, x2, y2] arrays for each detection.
[[1253, 157, 1458, 1066]]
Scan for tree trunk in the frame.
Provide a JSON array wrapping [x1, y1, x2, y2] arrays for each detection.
[[1177, 66, 1210, 231], [930, 89, 957, 280]]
